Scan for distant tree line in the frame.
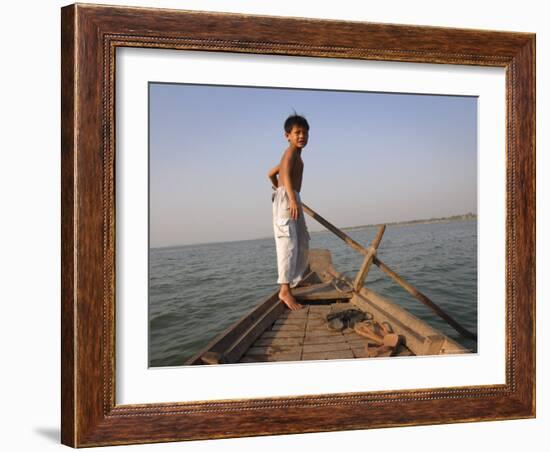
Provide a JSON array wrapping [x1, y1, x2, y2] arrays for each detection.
[[340, 213, 477, 232]]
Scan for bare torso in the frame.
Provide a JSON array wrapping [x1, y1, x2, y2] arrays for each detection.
[[279, 148, 303, 193]]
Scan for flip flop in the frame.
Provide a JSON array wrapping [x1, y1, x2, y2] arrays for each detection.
[[327, 317, 346, 331], [382, 333, 400, 347], [326, 309, 367, 331], [346, 310, 368, 329], [379, 321, 393, 336], [354, 321, 385, 345], [365, 344, 398, 358]]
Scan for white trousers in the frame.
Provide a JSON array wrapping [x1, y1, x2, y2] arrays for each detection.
[[272, 186, 310, 288]]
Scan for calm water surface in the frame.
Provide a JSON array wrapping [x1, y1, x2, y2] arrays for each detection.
[[149, 219, 477, 366]]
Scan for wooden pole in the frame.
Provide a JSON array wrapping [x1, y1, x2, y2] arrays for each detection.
[[301, 201, 477, 341], [373, 256, 477, 341], [353, 225, 386, 291], [301, 202, 369, 256]]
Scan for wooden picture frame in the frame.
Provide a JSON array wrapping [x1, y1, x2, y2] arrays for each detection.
[[61, 3, 535, 447]]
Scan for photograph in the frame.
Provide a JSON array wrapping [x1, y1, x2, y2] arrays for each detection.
[[148, 82, 479, 367], [55, 1, 536, 447]]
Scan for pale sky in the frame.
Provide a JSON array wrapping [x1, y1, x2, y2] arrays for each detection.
[[149, 83, 477, 248]]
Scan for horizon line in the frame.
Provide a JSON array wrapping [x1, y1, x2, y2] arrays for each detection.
[[151, 212, 477, 250]]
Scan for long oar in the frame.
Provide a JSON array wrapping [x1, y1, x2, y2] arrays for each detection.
[[371, 257, 477, 340], [301, 202, 477, 341], [301, 203, 367, 256]]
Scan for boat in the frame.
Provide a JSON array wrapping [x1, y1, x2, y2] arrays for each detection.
[[186, 202, 476, 365]]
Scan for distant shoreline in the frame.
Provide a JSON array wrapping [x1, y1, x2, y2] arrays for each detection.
[[335, 213, 477, 233], [152, 213, 477, 249]]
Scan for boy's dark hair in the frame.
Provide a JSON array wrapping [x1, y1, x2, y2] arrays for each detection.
[[284, 113, 310, 133]]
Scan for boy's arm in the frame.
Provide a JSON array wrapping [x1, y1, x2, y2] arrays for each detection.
[[280, 149, 300, 220], [267, 164, 280, 189]]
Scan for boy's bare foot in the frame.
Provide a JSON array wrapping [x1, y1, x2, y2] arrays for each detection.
[[279, 286, 303, 311]]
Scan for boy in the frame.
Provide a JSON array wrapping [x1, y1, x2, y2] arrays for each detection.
[[267, 114, 311, 310]]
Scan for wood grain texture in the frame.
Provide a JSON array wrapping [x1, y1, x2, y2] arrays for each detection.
[[60, 3, 536, 447], [60, 5, 76, 446]]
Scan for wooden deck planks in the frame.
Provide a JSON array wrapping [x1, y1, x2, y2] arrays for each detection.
[[271, 324, 306, 332], [247, 345, 301, 355], [237, 301, 422, 363], [239, 301, 383, 363], [303, 334, 348, 345], [261, 330, 305, 339], [302, 350, 355, 361], [302, 342, 352, 353], [254, 337, 305, 347]]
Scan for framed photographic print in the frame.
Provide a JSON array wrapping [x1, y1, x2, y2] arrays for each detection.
[[61, 3, 535, 447]]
